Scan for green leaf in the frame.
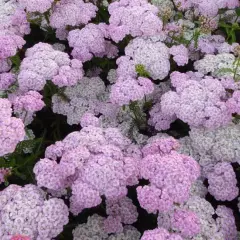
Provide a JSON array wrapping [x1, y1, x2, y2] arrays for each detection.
[[135, 64, 151, 78], [10, 54, 21, 71], [218, 68, 234, 74], [236, 7, 240, 16]]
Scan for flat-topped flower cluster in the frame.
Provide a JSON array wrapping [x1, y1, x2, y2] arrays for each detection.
[[0, 0, 239, 239]]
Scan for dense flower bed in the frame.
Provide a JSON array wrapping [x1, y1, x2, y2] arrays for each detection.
[[0, 0, 240, 239]]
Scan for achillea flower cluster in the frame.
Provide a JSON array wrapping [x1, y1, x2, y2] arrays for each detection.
[[0, 168, 11, 184], [34, 121, 140, 215], [169, 44, 189, 66], [72, 214, 141, 240], [155, 71, 234, 129], [0, 31, 25, 60], [137, 137, 200, 213], [182, 123, 240, 168], [17, 42, 83, 91], [18, 0, 54, 13], [207, 162, 239, 201], [0, 72, 15, 90], [104, 196, 139, 233], [68, 23, 118, 62], [108, 0, 163, 42], [124, 37, 170, 80], [9, 91, 45, 125], [0, 0, 239, 237], [0, 184, 69, 240], [0, 98, 25, 156], [50, 0, 97, 29], [11, 236, 30, 240], [110, 75, 154, 106], [174, 0, 239, 17], [216, 205, 238, 240], [157, 195, 234, 239], [141, 228, 183, 240], [0, 1, 30, 61], [52, 76, 106, 125]]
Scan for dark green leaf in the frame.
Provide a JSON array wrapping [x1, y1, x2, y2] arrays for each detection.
[[236, 7, 240, 16]]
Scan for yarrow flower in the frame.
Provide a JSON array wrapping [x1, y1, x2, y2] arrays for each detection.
[[157, 71, 234, 129], [124, 37, 170, 80], [207, 162, 239, 201], [34, 122, 140, 215], [0, 72, 15, 90], [52, 76, 106, 125], [0, 31, 25, 60], [68, 23, 118, 62], [0, 98, 25, 156], [9, 91, 45, 125], [72, 214, 141, 239], [108, 0, 163, 42], [50, 0, 97, 29], [0, 1, 30, 36], [170, 209, 201, 238], [110, 76, 154, 106], [169, 44, 189, 66], [17, 42, 83, 91], [0, 168, 11, 184], [18, 0, 54, 13], [137, 137, 200, 213], [0, 0, 239, 238], [141, 228, 183, 240], [216, 205, 238, 240], [0, 184, 69, 240]]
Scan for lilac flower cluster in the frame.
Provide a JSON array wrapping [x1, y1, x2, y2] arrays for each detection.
[[34, 121, 140, 215], [0, 98, 25, 156], [9, 91, 45, 125], [137, 137, 200, 213], [208, 162, 239, 201], [108, 0, 163, 42], [50, 0, 97, 29], [68, 23, 118, 62], [17, 42, 83, 91], [0, 184, 69, 240], [72, 214, 141, 240], [152, 71, 234, 129], [141, 228, 183, 240]]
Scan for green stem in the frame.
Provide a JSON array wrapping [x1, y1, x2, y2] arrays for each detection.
[[233, 57, 240, 81]]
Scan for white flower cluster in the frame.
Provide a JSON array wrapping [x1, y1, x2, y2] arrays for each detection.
[[184, 196, 225, 240], [52, 76, 106, 125], [0, 184, 69, 240], [194, 53, 240, 78], [157, 195, 227, 240], [72, 214, 141, 240], [125, 36, 170, 80], [179, 123, 240, 174]]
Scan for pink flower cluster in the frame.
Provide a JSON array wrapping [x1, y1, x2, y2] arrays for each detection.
[[9, 91, 45, 125], [0, 168, 11, 184], [208, 162, 239, 201], [0, 98, 25, 156], [17, 42, 83, 91], [34, 120, 140, 215], [0, 184, 69, 240], [68, 23, 118, 62], [137, 137, 200, 213], [50, 0, 97, 29], [153, 71, 234, 129], [141, 228, 183, 240], [108, 0, 163, 42]]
